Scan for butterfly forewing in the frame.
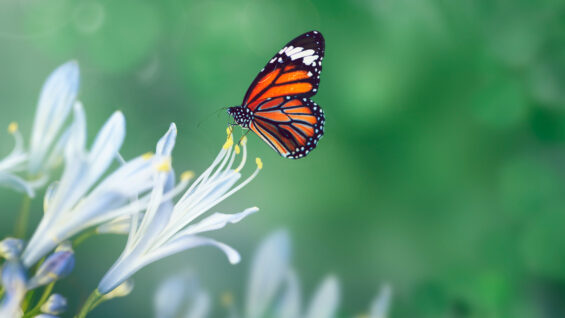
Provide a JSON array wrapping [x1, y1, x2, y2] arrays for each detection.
[[239, 31, 326, 159], [242, 31, 325, 111]]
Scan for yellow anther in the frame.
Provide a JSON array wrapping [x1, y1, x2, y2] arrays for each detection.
[[223, 135, 234, 149], [241, 135, 248, 145], [7, 122, 18, 134], [235, 145, 241, 154], [255, 157, 263, 170], [181, 170, 195, 181], [156, 160, 171, 172], [226, 126, 233, 136], [220, 291, 234, 307], [142, 152, 154, 160]]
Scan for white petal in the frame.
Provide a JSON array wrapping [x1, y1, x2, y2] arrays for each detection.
[[304, 276, 340, 318], [96, 215, 131, 235], [0, 127, 26, 172], [246, 230, 291, 318], [43, 182, 58, 213], [179, 207, 258, 236], [44, 125, 72, 171], [276, 270, 301, 318], [64, 102, 86, 159], [98, 236, 239, 294], [154, 273, 195, 318], [87, 111, 125, 181], [184, 291, 211, 318], [0, 173, 34, 197], [147, 235, 241, 266], [370, 285, 392, 318], [131, 171, 175, 253], [29, 60, 79, 174], [156, 123, 177, 157]]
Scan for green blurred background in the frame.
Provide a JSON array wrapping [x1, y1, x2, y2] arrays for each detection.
[[1, 0, 565, 317]]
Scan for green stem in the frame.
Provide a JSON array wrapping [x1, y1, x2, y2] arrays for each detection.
[[14, 195, 31, 238], [73, 228, 97, 247], [21, 257, 46, 311], [21, 289, 34, 312], [75, 290, 103, 318], [22, 283, 54, 318], [0, 286, 5, 299]]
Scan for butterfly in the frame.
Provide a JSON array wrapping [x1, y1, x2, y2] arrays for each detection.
[[227, 31, 325, 159]]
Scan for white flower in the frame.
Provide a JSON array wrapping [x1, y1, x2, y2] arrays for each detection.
[[154, 273, 211, 318], [0, 61, 79, 197], [98, 128, 261, 294], [22, 104, 168, 267], [246, 230, 292, 318], [247, 231, 340, 318], [369, 285, 392, 318], [153, 230, 340, 318], [0, 123, 33, 196], [29, 61, 79, 175], [264, 232, 340, 318]]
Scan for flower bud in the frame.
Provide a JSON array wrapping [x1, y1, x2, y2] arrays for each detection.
[[102, 279, 134, 299], [1, 260, 27, 296], [27, 250, 74, 289], [40, 294, 67, 315], [0, 238, 24, 260]]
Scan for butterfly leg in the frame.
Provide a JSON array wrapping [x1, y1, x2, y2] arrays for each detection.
[[236, 129, 251, 146]]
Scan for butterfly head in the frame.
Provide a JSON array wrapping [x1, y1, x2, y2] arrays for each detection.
[[227, 106, 252, 128]]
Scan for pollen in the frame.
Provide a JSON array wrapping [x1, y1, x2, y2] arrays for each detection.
[[142, 152, 154, 160], [255, 157, 263, 170], [8, 122, 18, 134], [226, 126, 233, 136], [181, 170, 195, 181], [156, 159, 171, 172], [235, 145, 241, 154]]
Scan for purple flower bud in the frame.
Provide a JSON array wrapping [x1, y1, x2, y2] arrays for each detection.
[[40, 293, 67, 315], [27, 250, 74, 289], [0, 238, 24, 260], [1, 260, 27, 295]]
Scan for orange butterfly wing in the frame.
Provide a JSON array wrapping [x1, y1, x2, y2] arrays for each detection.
[[242, 31, 324, 111], [249, 97, 325, 159], [241, 31, 326, 159]]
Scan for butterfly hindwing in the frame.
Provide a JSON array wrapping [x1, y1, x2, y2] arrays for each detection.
[[249, 97, 325, 159], [242, 31, 325, 111]]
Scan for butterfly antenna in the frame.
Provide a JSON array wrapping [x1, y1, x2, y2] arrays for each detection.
[[196, 107, 228, 128]]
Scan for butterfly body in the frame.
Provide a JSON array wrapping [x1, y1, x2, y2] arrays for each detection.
[[228, 31, 326, 159], [227, 106, 253, 128]]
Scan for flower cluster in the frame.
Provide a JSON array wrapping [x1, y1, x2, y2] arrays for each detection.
[[0, 61, 79, 197], [154, 230, 392, 318], [0, 61, 262, 318]]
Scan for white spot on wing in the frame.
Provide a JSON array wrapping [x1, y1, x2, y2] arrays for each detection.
[[303, 55, 319, 65], [286, 46, 303, 56], [290, 49, 315, 61]]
